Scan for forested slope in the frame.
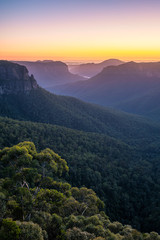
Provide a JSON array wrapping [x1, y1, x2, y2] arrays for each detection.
[[1, 61, 160, 234], [1, 117, 160, 233], [1, 87, 160, 143], [0, 141, 160, 240]]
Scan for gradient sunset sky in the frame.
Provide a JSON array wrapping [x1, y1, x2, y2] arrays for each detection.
[[1, 0, 160, 62]]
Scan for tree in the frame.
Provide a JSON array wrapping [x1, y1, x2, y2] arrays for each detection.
[[36, 148, 68, 179], [66, 227, 95, 240], [0, 142, 69, 221], [47, 213, 65, 240], [0, 142, 69, 185], [35, 189, 66, 214], [0, 192, 6, 218], [0, 218, 21, 240], [17, 221, 44, 240], [71, 187, 104, 216]]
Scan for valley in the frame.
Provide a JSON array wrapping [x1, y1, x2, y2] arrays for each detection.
[[1, 61, 160, 235]]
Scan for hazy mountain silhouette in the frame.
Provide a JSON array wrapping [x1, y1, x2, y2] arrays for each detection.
[[14, 60, 85, 88], [68, 59, 124, 77], [2, 61, 160, 234], [53, 61, 160, 120], [1, 61, 159, 140]]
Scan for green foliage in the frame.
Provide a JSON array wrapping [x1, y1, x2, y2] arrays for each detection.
[[107, 222, 123, 234], [1, 118, 160, 233], [0, 142, 68, 221], [0, 87, 159, 141], [70, 187, 104, 216], [17, 221, 44, 240], [35, 189, 66, 214], [31, 211, 52, 230], [0, 142, 160, 240], [0, 140, 68, 184], [1, 145, 32, 169], [1, 61, 160, 238], [0, 192, 6, 218], [0, 218, 21, 240], [47, 214, 65, 240], [66, 227, 95, 240]]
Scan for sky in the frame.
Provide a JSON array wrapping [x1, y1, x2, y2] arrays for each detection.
[[1, 0, 160, 62]]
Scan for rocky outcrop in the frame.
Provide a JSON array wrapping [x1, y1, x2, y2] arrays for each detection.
[[0, 61, 38, 94]]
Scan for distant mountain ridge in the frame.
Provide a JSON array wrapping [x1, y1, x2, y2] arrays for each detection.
[[14, 60, 85, 88], [2, 61, 160, 233], [68, 58, 124, 77], [0, 61, 159, 141], [53, 61, 160, 120]]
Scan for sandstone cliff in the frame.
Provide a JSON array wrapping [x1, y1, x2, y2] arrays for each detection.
[[0, 61, 38, 94]]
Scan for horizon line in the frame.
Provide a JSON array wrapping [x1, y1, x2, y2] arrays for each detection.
[[1, 58, 160, 64]]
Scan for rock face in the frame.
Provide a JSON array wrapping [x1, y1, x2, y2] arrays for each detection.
[[0, 61, 38, 94]]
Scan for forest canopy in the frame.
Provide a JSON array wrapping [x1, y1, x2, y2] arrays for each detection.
[[0, 142, 160, 240]]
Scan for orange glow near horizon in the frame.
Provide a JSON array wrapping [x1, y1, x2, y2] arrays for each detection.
[[1, 48, 160, 63], [1, 0, 160, 63]]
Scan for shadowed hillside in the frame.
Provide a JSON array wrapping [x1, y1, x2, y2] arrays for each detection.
[[1, 61, 160, 233], [53, 61, 160, 120]]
